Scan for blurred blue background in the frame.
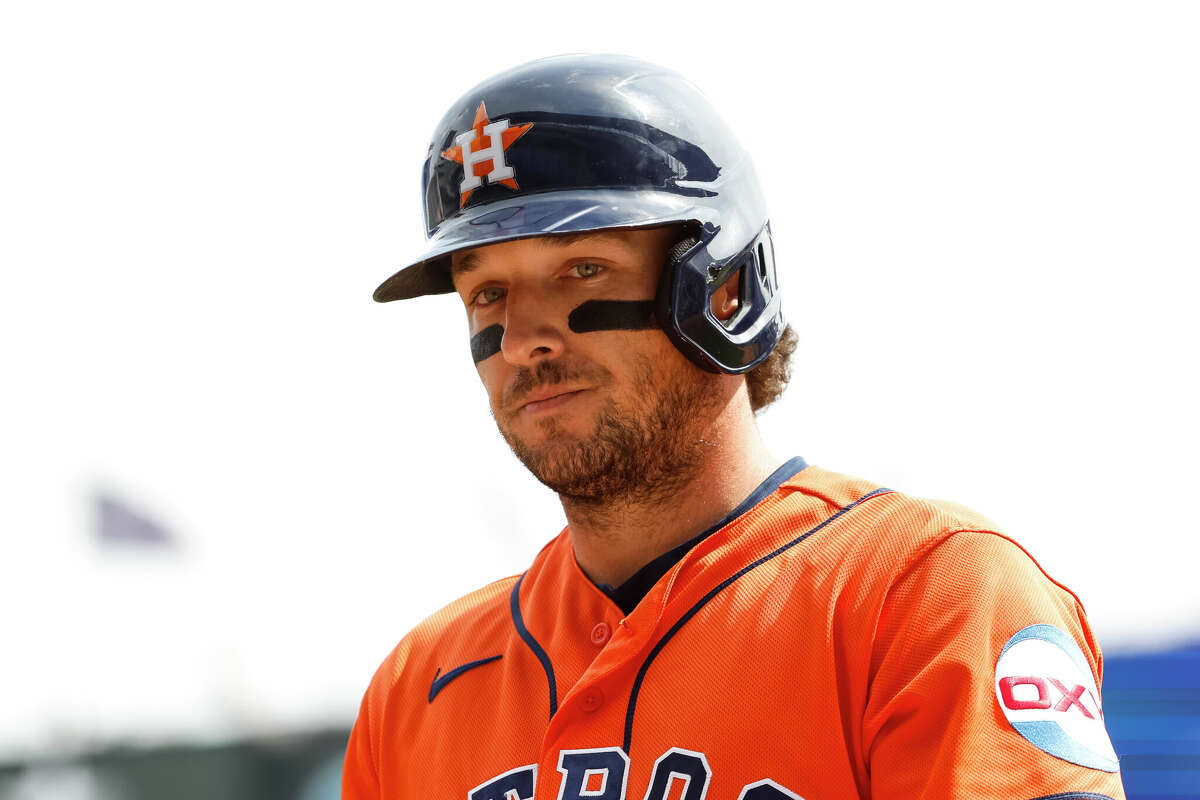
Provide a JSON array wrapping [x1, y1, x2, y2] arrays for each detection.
[[1105, 643, 1200, 798]]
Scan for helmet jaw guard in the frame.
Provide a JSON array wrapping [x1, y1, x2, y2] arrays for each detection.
[[658, 222, 783, 374], [373, 54, 786, 375]]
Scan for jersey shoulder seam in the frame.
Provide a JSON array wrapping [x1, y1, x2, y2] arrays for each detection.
[[882, 514, 1088, 615]]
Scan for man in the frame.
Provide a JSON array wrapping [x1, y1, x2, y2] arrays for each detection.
[[343, 54, 1125, 799]]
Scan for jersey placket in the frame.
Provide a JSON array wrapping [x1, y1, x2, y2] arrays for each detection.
[[535, 486, 859, 798], [533, 518, 772, 794]]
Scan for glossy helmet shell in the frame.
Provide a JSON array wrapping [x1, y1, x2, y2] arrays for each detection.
[[372, 53, 783, 374]]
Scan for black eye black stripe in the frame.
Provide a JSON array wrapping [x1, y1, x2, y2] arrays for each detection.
[[567, 299, 657, 333], [470, 324, 504, 363]]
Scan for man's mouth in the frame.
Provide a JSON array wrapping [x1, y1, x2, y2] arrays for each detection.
[[518, 387, 586, 414]]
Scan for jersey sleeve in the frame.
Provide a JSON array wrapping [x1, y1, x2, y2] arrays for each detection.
[[342, 686, 381, 800], [862, 530, 1126, 799]]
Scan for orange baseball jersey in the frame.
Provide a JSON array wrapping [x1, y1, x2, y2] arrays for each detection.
[[342, 458, 1125, 799]]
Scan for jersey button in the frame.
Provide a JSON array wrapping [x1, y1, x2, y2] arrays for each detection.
[[590, 622, 611, 646], [581, 688, 604, 712]]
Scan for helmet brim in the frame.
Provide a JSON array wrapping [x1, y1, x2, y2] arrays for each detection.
[[372, 189, 704, 303]]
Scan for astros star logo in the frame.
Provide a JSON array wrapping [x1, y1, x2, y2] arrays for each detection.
[[442, 101, 533, 208]]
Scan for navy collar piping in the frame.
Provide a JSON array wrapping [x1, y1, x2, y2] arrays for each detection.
[[596, 456, 809, 614]]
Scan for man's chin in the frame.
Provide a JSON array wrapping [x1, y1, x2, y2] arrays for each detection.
[[507, 434, 591, 474], [494, 365, 719, 503], [500, 411, 590, 451], [500, 428, 613, 494]]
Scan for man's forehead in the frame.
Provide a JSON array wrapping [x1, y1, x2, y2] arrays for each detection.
[[449, 228, 658, 280]]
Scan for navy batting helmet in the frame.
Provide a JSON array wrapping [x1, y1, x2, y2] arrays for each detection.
[[372, 53, 784, 374]]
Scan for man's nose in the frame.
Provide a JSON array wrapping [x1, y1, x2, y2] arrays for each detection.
[[499, 287, 566, 367]]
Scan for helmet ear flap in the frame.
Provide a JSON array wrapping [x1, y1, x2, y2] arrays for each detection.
[[656, 231, 720, 373], [655, 223, 784, 375]]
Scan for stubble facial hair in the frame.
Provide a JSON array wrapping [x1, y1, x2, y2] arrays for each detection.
[[495, 354, 723, 511]]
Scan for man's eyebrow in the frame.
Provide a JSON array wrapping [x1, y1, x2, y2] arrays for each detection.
[[450, 251, 482, 281], [449, 232, 633, 282], [539, 231, 612, 247]]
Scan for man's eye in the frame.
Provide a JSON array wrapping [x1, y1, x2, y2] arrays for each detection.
[[571, 262, 603, 278], [474, 286, 506, 306]]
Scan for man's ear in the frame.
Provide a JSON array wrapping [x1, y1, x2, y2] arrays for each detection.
[[710, 268, 741, 323]]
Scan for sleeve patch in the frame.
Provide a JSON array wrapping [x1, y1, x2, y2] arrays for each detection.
[[994, 624, 1120, 773]]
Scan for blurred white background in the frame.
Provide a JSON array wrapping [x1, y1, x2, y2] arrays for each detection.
[[1, 0, 1197, 762]]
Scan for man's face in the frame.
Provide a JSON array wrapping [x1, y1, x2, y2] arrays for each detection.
[[450, 226, 730, 504]]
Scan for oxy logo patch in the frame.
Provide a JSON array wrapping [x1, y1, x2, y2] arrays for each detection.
[[994, 623, 1119, 772]]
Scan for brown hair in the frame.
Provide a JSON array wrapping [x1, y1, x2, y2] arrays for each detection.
[[744, 324, 798, 413]]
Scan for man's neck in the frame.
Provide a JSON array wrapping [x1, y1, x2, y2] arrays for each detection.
[[563, 391, 779, 589]]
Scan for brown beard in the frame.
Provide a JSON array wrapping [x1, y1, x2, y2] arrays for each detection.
[[495, 353, 723, 508]]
